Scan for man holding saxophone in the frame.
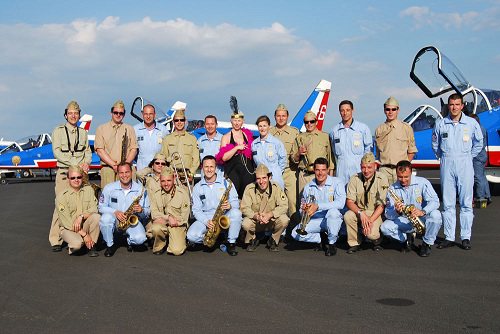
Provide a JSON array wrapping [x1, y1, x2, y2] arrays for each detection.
[[99, 162, 150, 257], [187, 155, 241, 256], [291, 157, 345, 256], [241, 164, 289, 252], [380, 160, 442, 257]]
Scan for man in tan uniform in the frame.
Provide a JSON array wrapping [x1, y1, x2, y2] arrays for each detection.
[[149, 168, 191, 255], [56, 165, 100, 257], [50, 100, 93, 252], [161, 109, 200, 186], [95, 100, 138, 188], [344, 152, 389, 254], [375, 96, 417, 184], [290, 111, 335, 195], [241, 164, 289, 252], [270, 103, 300, 216]]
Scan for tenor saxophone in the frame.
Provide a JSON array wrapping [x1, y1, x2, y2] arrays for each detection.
[[203, 180, 232, 248], [387, 188, 426, 235], [117, 187, 145, 231]]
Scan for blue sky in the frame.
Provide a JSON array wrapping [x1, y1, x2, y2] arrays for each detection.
[[0, 0, 499, 139]]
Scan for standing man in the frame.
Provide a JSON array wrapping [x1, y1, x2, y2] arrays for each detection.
[[187, 155, 241, 256], [291, 158, 346, 256], [197, 115, 223, 175], [432, 93, 483, 250], [161, 109, 200, 185], [50, 100, 92, 252], [291, 111, 335, 198], [95, 100, 138, 188], [150, 168, 191, 255], [381, 160, 442, 257], [330, 100, 372, 185], [344, 153, 389, 254], [241, 164, 289, 252], [98, 162, 149, 257], [375, 97, 417, 184], [56, 165, 100, 257], [270, 104, 299, 216], [134, 104, 168, 171]]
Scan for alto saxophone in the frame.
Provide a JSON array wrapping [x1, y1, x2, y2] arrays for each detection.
[[296, 194, 316, 235], [387, 188, 426, 235], [203, 179, 232, 248], [118, 187, 145, 231]]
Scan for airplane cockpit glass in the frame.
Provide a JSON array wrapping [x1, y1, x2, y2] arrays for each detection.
[[482, 89, 500, 110], [440, 53, 471, 94], [0, 143, 21, 155], [18, 135, 41, 150], [405, 105, 441, 132], [40, 134, 51, 146], [186, 120, 204, 132]]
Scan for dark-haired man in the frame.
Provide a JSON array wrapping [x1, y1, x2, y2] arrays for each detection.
[[134, 104, 168, 170]]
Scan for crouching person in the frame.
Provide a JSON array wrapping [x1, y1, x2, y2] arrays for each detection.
[[150, 168, 190, 255], [241, 164, 289, 252], [380, 160, 442, 256], [99, 162, 149, 257], [56, 165, 100, 256], [344, 153, 389, 254]]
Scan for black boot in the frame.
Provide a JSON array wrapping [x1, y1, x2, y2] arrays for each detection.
[[226, 243, 238, 256], [419, 242, 431, 257]]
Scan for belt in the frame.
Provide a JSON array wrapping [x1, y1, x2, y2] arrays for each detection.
[[380, 164, 397, 169]]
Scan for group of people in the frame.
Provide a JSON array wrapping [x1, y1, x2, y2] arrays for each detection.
[[48, 93, 485, 258]]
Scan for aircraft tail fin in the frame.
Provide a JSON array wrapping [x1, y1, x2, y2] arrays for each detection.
[[77, 114, 93, 132], [289, 80, 332, 131]]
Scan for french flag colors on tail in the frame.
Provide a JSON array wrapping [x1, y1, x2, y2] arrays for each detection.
[[289, 80, 331, 132], [77, 114, 93, 131]]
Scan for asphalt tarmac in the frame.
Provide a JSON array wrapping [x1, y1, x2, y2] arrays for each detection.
[[0, 178, 499, 333]]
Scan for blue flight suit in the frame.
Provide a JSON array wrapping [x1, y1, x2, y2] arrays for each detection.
[[381, 175, 442, 245], [99, 181, 150, 247], [134, 122, 169, 170], [187, 174, 242, 244], [251, 134, 287, 189], [473, 125, 490, 200], [291, 175, 346, 245], [432, 114, 483, 242], [197, 131, 223, 175], [329, 120, 372, 185]]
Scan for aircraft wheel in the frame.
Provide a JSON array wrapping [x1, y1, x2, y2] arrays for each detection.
[[21, 170, 31, 178]]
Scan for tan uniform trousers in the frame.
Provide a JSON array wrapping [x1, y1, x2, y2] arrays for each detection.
[[379, 166, 397, 186], [242, 214, 289, 244], [283, 168, 298, 216], [344, 210, 383, 247], [100, 165, 136, 189], [49, 169, 70, 246], [60, 213, 101, 254], [151, 222, 187, 255]]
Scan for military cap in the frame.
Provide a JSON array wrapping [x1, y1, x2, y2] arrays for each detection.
[[174, 109, 186, 119], [153, 153, 167, 162], [361, 152, 376, 164], [384, 96, 399, 107], [66, 100, 81, 112], [112, 100, 125, 110], [275, 103, 288, 112], [255, 164, 271, 177], [160, 167, 175, 177], [304, 110, 317, 120]]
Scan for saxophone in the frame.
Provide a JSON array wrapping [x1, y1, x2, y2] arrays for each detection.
[[120, 129, 128, 164], [203, 179, 232, 248], [117, 187, 145, 231], [387, 188, 426, 235], [295, 194, 316, 235]]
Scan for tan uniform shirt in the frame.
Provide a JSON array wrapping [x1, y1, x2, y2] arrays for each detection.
[[290, 130, 335, 171], [270, 125, 299, 170], [56, 186, 99, 230], [52, 123, 92, 168], [241, 182, 289, 219], [161, 131, 200, 175], [375, 119, 417, 165], [94, 121, 138, 165], [150, 185, 191, 225], [346, 172, 389, 211], [136, 167, 161, 194]]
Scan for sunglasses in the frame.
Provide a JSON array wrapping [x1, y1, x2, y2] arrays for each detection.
[[384, 108, 398, 112], [69, 176, 83, 180], [174, 118, 186, 123], [154, 161, 167, 166], [304, 120, 316, 124], [112, 111, 125, 116]]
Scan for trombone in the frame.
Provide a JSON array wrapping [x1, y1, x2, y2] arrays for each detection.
[[170, 152, 193, 199]]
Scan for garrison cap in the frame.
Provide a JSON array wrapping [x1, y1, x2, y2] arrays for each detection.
[[255, 164, 271, 177], [384, 96, 399, 107], [275, 103, 288, 112], [112, 100, 125, 110], [66, 100, 81, 112], [174, 109, 186, 119], [160, 167, 175, 177], [304, 110, 317, 120], [153, 153, 167, 162], [361, 152, 376, 164]]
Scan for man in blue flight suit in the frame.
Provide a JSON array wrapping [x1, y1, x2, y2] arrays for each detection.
[[329, 100, 372, 185], [134, 104, 169, 170], [291, 157, 346, 256], [432, 93, 483, 250], [187, 155, 242, 256], [99, 162, 150, 257], [380, 160, 442, 257], [197, 115, 223, 175]]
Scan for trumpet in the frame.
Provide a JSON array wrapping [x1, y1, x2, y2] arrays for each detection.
[[296, 194, 316, 235]]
